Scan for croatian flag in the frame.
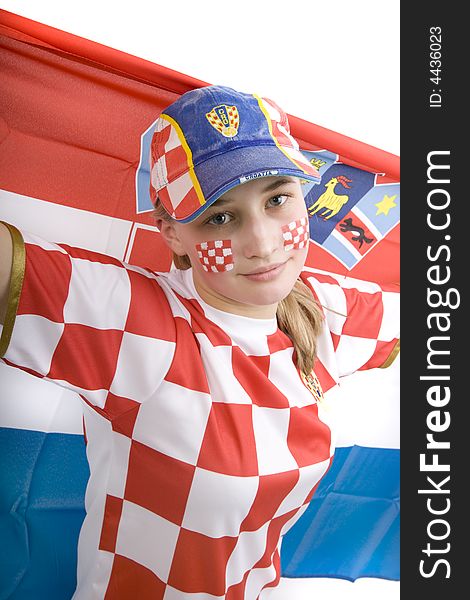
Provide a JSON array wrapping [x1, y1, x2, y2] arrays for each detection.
[[0, 9, 399, 599]]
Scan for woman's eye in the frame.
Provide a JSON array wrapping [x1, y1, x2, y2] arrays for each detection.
[[207, 212, 231, 226], [268, 194, 288, 207]]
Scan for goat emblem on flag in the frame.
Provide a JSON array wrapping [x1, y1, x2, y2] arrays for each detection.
[[206, 104, 239, 137], [301, 152, 400, 270]]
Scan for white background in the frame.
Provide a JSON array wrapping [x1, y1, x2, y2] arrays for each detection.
[[0, 1, 400, 598], [0, 0, 399, 156]]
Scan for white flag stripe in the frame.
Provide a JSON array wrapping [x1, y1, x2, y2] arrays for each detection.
[[335, 354, 399, 449], [271, 577, 400, 599], [0, 357, 399, 449], [0, 189, 133, 258], [0, 363, 84, 435]]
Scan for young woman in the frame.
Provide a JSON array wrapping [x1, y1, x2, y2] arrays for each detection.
[[0, 85, 399, 599]]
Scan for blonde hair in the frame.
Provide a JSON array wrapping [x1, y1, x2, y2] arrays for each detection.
[[153, 199, 324, 376]]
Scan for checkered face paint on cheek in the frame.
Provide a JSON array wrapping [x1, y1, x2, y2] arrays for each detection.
[[195, 240, 234, 272], [281, 217, 309, 251]]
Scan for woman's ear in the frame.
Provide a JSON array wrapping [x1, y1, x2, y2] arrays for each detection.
[[156, 219, 187, 257]]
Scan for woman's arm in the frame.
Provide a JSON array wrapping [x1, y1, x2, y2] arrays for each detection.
[[0, 223, 177, 414], [300, 267, 400, 374], [0, 222, 13, 324]]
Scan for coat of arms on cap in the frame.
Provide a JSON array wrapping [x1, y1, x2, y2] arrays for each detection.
[[300, 370, 325, 403], [206, 104, 239, 137]]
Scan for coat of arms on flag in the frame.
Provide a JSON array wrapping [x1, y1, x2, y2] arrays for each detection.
[[301, 150, 400, 271]]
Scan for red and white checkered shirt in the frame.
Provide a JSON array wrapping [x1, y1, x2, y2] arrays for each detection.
[[1, 228, 399, 600]]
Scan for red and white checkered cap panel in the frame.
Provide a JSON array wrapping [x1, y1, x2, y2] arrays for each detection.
[[150, 117, 186, 191], [150, 117, 203, 220], [281, 217, 309, 251], [260, 97, 296, 149], [300, 267, 400, 376], [195, 239, 234, 272], [260, 97, 320, 179]]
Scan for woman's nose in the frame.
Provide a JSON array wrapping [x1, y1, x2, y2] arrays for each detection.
[[240, 217, 280, 259]]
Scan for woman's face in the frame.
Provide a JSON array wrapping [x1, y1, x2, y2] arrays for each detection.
[[161, 176, 309, 318]]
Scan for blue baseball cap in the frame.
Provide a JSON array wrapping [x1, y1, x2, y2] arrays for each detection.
[[149, 85, 320, 222]]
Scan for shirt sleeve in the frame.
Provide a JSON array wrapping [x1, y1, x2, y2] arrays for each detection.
[[0, 223, 177, 415], [299, 267, 400, 377]]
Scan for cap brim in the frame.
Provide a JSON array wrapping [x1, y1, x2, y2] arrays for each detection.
[[175, 144, 321, 223]]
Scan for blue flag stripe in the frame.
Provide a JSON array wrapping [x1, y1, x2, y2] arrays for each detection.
[[0, 427, 399, 598]]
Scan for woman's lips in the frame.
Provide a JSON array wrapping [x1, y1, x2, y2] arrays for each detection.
[[241, 262, 287, 282]]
